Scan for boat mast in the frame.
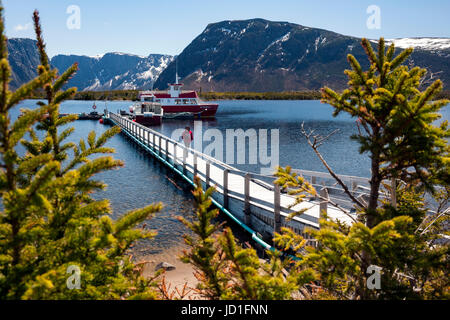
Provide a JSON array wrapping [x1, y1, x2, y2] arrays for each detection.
[[175, 58, 179, 84]]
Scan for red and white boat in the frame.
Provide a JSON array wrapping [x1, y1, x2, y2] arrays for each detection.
[[139, 73, 218, 118], [129, 95, 163, 126]]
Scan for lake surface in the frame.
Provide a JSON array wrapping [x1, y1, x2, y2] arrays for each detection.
[[10, 99, 450, 252]]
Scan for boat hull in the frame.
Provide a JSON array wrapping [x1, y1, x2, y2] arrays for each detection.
[[78, 114, 103, 120], [134, 115, 162, 126], [161, 103, 218, 118]]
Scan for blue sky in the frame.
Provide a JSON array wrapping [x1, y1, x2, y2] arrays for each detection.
[[3, 0, 450, 58]]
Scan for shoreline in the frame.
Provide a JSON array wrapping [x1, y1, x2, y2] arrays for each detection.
[[134, 243, 199, 299], [27, 89, 450, 102]]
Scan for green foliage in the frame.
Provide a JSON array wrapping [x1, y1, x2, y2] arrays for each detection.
[[0, 7, 162, 299], [271, 38, 449, 300], [322, 38, 449, 213], [274, 166, 316, 219], [179, 176, 296, 300]]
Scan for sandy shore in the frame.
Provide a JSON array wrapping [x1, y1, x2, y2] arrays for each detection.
[[136, 244, 200, 299]]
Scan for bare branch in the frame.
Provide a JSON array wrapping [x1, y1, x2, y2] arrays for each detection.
[[418, 208, 449, 235], [300, 123, 366, 210]]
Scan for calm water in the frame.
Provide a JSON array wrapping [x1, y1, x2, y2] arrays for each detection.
[[10, 100, 450, 252]]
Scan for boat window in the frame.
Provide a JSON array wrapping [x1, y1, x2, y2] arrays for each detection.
[[183, 99, 188, 104], [175, 99, 181, 104]]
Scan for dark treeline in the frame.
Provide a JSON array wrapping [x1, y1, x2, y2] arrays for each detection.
[[72, 90, 323, 101], [199, 91, 322, 100], [28, 89, 450, 101], [74, 90, 139, 101], [29, 89, 139, 101]]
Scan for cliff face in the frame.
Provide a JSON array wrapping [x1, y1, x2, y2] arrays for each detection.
[[50, 53, 173, 91], [7, 38, 40, 90]]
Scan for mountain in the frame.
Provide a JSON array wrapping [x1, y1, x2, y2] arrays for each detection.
[[6, 38, 173, 91], [7, 25, 450, 93], [154, 19, 450, 91], [50, 53, 173, 91], [7, 38, 40, 90]]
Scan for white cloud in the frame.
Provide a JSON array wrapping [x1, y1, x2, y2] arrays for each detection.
[[14, 23, 32, 32]]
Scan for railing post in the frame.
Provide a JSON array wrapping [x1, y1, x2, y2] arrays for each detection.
[[165, 139, 169, 161], [182, 146, 187, 175], [274, 183, 281, 234], [193, 153, 198, 177], [390, 178, 397, 209], [223, 169, 229, 210], [153, 131, 156, 150], [311, 176, 317, 185], [319, 187, 329, 221], [158, 135, 162, 156], [173, 142, 178, 167], [244, 173, 251, 225], [206, 161, 211, 189]]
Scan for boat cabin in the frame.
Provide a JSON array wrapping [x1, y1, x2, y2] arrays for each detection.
[[133, 102, 162, 116]]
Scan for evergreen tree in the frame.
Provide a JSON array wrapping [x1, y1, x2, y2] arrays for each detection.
[[273, 38, 449, 299], [0, 6, 162, 299]]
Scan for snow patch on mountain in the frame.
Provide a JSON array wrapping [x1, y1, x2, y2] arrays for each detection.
[[90, 54, 105, 60], [386, 38, 450, 51], [258, 32, 292, 61], [314, 36, 327, 52], [85, 78, 101, 91]]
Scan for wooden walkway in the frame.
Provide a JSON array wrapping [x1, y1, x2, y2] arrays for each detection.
[[106, 112, 370, 248]]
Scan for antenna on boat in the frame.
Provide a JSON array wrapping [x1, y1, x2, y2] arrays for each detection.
[[175, 58, 179, 84]]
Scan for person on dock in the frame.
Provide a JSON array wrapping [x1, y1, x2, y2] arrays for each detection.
[[181, 126, 193, 161]]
